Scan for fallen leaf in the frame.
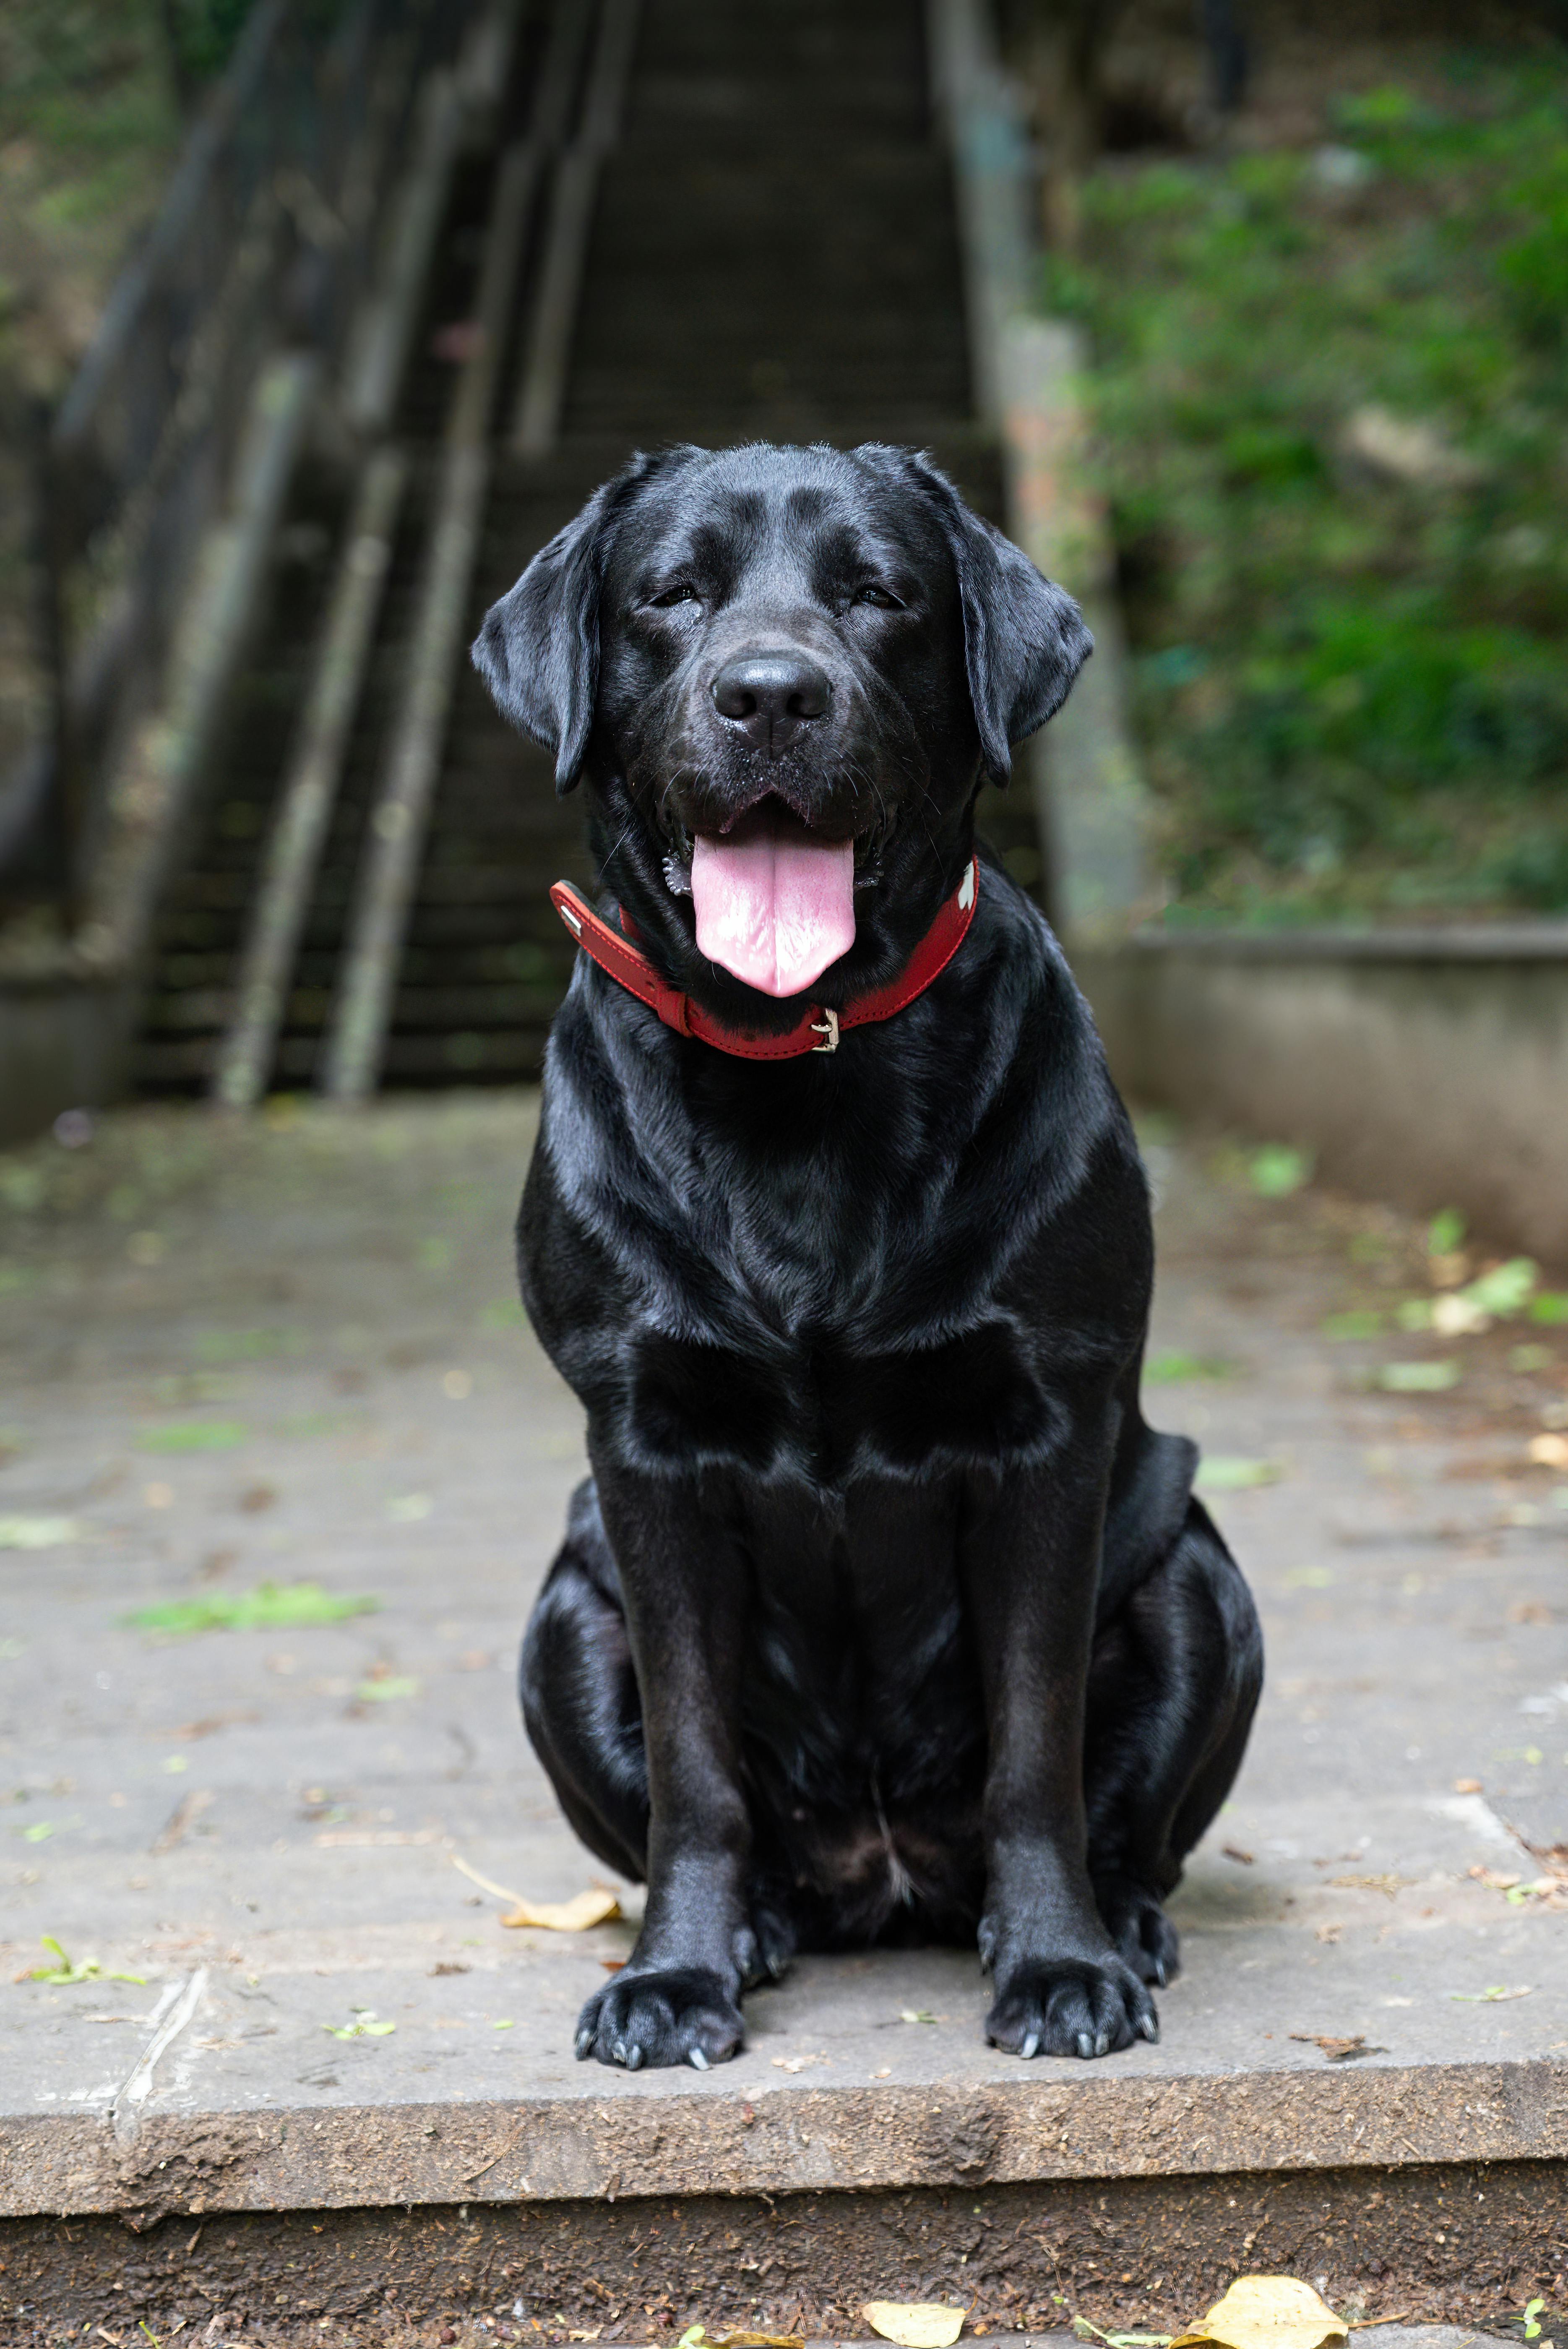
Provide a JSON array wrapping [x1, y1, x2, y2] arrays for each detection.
[[1171, 2274, 1347, 2349], [1195, 1456, 1284, 1492], [1375, 1361, 1460, 1394], [1449, 1984, 1532, 2002], [0, 1516, 79, 1549], [124, 1582, 378, 1634], [323, 2007, 396, 2038], [502, 1888, 619, 1931], [1453, 1777, 1484, 1793], [900, 2007, 938, 2024], [1288, 2033, 1380, 2062], [354, 1675, 420, 1702], [1326, 1873, 1412, 1899], [1248, 1145, 1312, 1199], [138, 1421, 248, 1453], [452, 1854, 620, 1932], [1222, 1846, 1255, 1865], [1321, 1311, 1384, 1342], [1462, 1258, 1538, 1318], [863, 2304, 966, 2349], [22, 1936, 145, 1987], [1145, 1351, 1237, 1384], [1431, 1292, 1490, 1336], [1314, 1924, 1342, 1945]]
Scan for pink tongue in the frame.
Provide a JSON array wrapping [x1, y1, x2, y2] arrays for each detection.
[[691, 824, 856, 997]]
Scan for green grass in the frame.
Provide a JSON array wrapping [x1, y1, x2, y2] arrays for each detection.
[[1043, 51, 1568, 922]]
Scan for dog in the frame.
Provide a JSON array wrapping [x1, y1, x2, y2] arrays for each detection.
[[472, 441, 1263, 2071]]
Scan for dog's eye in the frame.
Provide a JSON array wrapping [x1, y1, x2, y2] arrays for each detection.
[[647, 584, 698, 610], [854, 584, 904, 610]]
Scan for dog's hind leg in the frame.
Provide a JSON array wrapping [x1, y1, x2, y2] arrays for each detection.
[[1083, 1497, 1263, 1985], [520, 1478, 650, 1883]]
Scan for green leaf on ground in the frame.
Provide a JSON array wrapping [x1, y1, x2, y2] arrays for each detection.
[[355, 1676, 419, 1702], [1529, 1292, 1568, 1324], [1248, 1144, 1312, 1198], [20, 1820, 55, 1842], [1396, 1298, 1435, 1331], [1376, 1360, 1461, 1392], [124, 1581, 380, 1634], [386, 1493, 433, 1522], [1428, 1208, 1467, 1256], [323, 2008, 396, 2039], [1321, 1310, 1385, 1340], [0, 1516, 79, 1549], [137, 1421, 248, 1453], [24, 1936, 145, 1986], [1144, 1350, 1238, 1383], [1195, 1456, 1284, 1491], [1460, 1257, 1537, 1317]]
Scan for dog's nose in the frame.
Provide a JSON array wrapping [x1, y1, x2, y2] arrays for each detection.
[[710, 652, 831, 751]]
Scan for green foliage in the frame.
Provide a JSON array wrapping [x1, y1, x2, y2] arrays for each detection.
[[1047, 52, 1568, 919], [161, 0, 255, 83], [124, 1580, 380, 1633]]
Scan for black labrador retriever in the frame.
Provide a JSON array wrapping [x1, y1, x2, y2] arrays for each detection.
[[472, 441, 1262, 2071]]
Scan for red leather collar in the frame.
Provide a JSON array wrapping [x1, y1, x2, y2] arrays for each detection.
[[548, 857, 979, 1060]]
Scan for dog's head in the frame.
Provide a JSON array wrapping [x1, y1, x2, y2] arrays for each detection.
[[474, 443, 1089, 1017]]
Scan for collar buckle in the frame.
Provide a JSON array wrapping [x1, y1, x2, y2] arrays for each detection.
[[810, 1009, 839, 1053]]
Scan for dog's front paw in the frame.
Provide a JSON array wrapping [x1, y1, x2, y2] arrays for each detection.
[[985, 1953, 1158, 2060], [575, 1966, 744, 2070]]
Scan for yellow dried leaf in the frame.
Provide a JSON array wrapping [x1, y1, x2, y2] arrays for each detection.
[[453, 1854, 620, 1932], [1172, 2276, 1346, 2349], [863, 2303, 966, 2348], [500, 1887, 620, 1932]]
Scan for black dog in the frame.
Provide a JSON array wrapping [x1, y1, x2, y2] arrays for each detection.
[[473, 442, 1262, 2070]]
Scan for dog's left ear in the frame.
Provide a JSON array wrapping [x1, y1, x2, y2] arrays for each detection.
[[882, 448, 1093, 787], [471, 451, 666, 792]]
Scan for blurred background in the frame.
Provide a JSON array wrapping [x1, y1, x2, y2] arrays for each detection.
[[2, 0, 1565, 1130]]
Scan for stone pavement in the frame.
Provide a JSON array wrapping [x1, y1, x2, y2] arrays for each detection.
[[0, 1092, 1565, 2335]]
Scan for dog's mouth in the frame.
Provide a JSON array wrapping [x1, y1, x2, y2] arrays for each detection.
[[686, 795, 857, 999]]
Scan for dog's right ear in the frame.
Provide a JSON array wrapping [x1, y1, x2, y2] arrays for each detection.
[[471, 453, 661, 793]]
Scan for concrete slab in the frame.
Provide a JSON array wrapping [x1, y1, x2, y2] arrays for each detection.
[[1, 1092, 1566, 2239]]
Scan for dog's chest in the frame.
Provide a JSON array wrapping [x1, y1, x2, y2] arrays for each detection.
[[627, 1309, 1050, 1481]]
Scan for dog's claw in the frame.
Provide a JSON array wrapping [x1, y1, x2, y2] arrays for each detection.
[[575, 2028, 594, 2060], [1152, 1959, 1168, 1988], [1094, 2029, 1110, 2057], [1076, 2031, 1095, 2060], [1019, 2031, 1040, 2060], [688, 2047, 709, 2070], [1137, 2012, 1160, 2044], [625, 2041, 644, 2071]]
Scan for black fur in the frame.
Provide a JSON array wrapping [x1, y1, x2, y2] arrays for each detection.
[[473, 442, 1262, 2070]]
